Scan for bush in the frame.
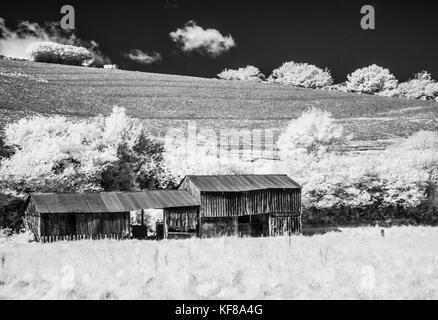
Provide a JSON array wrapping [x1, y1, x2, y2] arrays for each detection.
[[217, 65, 264, 81], [103, 64, 119, 70], [268, 61, 333, 88], [0, 107, 176, 194], [380, 71, 438, 101], [346, 64, 398, 94], [29, 41, 93, 66], [277, 108, 351, 160]]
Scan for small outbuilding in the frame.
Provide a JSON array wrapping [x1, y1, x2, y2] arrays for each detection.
[[178, 174, 302, 238], [24, 190, 199, 242]]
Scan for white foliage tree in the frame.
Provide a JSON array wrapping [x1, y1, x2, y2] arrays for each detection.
[[0, 106, 172, 193], [346, 64, 398, 94], [269, 61, 333, 88], [217, 65, 264, 81], [29, 41, 93, 66], [379, 71, 438, 101]]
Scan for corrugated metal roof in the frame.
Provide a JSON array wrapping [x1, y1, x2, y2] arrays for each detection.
[[182, 175, 301, 192], [29, 190, 200, 214]]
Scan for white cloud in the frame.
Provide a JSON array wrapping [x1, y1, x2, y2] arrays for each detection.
[[124, 49, 162, 65], [169, 20, 235, 57]]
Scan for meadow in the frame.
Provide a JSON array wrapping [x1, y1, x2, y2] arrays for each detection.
[[0, 226, 437, 300], [1, 59, 438, 152]]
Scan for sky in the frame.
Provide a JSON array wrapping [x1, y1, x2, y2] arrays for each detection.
[[1, 0, 438, 82]]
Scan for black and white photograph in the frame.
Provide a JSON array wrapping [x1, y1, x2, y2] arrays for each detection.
[[0, 0, 437, 304]]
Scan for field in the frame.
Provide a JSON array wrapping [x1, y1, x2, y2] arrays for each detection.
[[1, 59, 438, 152], [0, 227, 437, 300]]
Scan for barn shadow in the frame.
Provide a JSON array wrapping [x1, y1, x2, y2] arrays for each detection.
[[302, 227, 341, 236]]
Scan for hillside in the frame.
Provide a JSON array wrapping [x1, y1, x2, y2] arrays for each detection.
[[1, 59, 438, 152]]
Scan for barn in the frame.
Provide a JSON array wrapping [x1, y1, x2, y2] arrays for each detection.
[[24, 190, 199, 242], [178, 174, 302, 238], [23, 174, 302, 241]]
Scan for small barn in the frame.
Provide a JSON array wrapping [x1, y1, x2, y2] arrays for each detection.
[[24, 190, 199, 242], [178, 174, 302, 238]]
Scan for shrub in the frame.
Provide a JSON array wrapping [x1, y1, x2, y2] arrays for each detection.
[[103, 64, 119, 70], [28, 41, 93, 66], [346, 64, 398, 94], [380, 71, 438, 100], [217, 65, 264, 81], [268, 61, 333, 88]]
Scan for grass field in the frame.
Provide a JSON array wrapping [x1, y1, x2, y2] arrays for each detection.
[[0, 227, 437, 299], [1, 59, 438, 152]]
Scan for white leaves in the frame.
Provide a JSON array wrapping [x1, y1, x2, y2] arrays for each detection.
[[269, 61, 333, 88], [0, 106, 141, 192], [217, 66, 264, 81], [29, 41, 92, 66], [346, 64, 398, 94]]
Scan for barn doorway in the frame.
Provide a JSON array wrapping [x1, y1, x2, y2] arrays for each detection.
[[237, 214, 267, 237], [130, 209, 163, 239]]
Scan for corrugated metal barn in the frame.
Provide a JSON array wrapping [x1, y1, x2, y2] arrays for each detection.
[[24, 190, 199, 242], [178, 175, 302, 238]]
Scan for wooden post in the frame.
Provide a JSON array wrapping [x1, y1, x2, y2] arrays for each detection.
[[268, 215, 271, 237], [197, 207, 202, 238], [163, 210, 168, 239]]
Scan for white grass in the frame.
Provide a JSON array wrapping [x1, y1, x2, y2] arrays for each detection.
[[0, 227, 437, 300]]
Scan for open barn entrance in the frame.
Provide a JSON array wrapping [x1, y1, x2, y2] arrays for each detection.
[[130, 209, 164, 239]]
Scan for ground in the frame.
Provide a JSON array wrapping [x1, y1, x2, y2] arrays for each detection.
[[1, 59, 438, 153], [0, 227, 437, 299]]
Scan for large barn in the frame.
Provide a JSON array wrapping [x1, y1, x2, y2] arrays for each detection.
[[178, 175, 302, 238], [24, 190, 199, 242], [23, 175, 302, 241]]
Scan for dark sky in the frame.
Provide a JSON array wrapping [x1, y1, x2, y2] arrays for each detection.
[[2, 0, 438, 82]]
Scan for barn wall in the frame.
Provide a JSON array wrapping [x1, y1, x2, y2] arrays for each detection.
[[24, 199, 40, 240], [178, 178, 201, 201], [200, 189, 301, 218], [200, 217, 238, 238], [164, 206, 199, 239], [40, 212, 130, 237]]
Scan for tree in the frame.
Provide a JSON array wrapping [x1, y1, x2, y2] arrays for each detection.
[[277, 108, 351, 161], [0, 107, 175, 194], [268, 61, 333, 88], [217, 65, 264, 81], [346, 64, 398, 94]]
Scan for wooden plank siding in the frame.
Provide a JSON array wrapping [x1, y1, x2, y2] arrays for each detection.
[[24, 199, 41, 241], [39, 211, 130, 238], [200, 189, 301, 218], [163, 206, 199, 239]]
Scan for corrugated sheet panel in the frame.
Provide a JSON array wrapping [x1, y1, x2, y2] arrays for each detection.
[[30, 190, 200, 214], [182, 175, 301, 192]]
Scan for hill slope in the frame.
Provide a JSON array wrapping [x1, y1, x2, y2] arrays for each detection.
[[1, 59, 437, 151]]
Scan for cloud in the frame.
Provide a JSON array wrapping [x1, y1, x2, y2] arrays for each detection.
[[0, 17, 110, 64], [169, 20, 235, 57], [124, 49, 162, 65]]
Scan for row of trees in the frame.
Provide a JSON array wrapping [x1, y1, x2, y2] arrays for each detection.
[[217, 63, 438, 101], [1, 107, 437, 228], [273, 109, 438, 210], [0, 107, 177, 196]]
